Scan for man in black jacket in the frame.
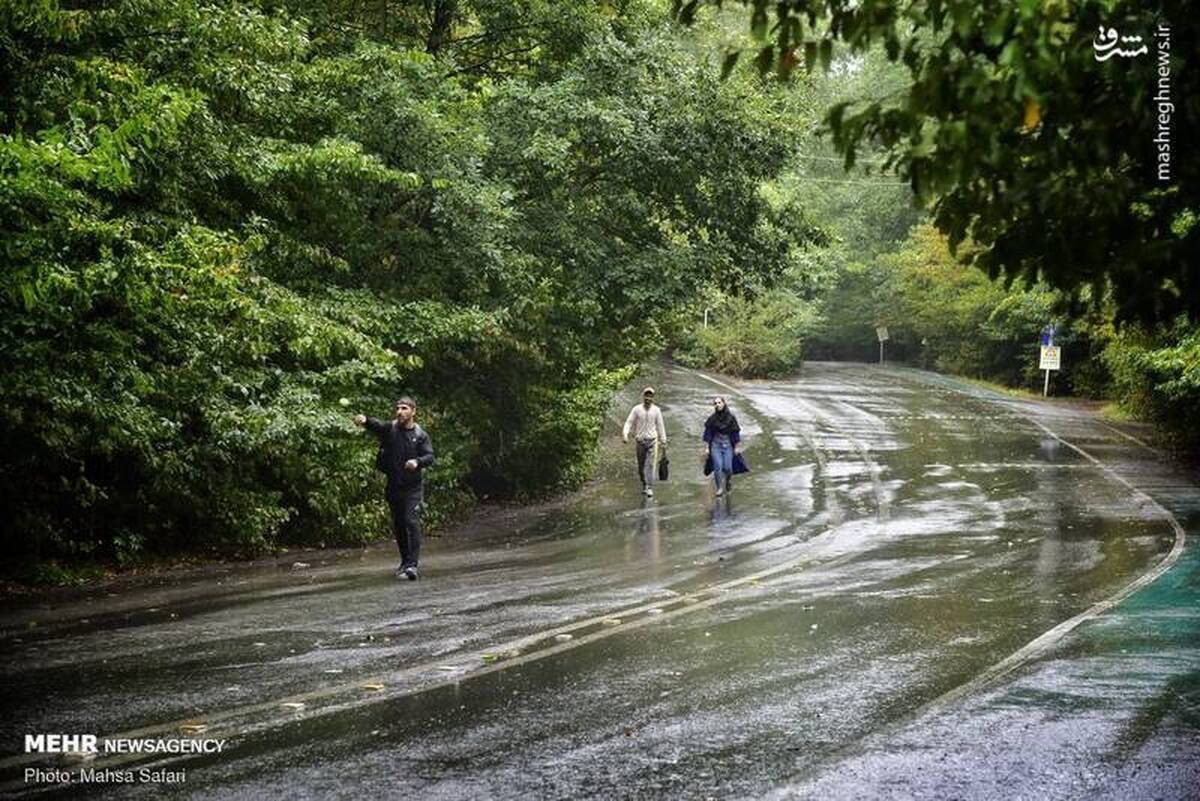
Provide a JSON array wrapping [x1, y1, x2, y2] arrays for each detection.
[[354, 396, 435, 580]]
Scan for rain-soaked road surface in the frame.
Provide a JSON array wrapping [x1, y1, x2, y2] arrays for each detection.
[[2, 363, 1198, 799]]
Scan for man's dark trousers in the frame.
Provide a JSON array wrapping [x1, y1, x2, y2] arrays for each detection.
[[387, 483, 422, 570], [636, 438, 656, 487]]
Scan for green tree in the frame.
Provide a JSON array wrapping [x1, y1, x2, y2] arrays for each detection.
[[678, 0, 1199, 323], [1, 0, 818, 577]]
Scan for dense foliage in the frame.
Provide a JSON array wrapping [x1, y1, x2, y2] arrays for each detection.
[[1102, 319, 1200, 450], [676, 289, 819, 378], [674, 2, 1199, 450], [812, 221, 1200, 450], [681, 0, 1199, 324], [1, 0, 812, 577], [5, 0, 1197, 583]]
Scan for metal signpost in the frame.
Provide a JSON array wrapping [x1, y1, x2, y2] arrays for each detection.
[[1039, 322, 1061, 396], [1039, 346, 1061, 395], [876, 326, 889, 364]]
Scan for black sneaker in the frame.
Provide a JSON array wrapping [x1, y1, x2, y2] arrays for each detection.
[[402, 566, 419, 581]]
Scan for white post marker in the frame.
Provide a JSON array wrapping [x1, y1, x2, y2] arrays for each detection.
[[876, 326, 889, 364], [1039, 345, 1061, 396]]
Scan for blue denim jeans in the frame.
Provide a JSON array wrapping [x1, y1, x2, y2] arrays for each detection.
[[710, 440, 733, 489]]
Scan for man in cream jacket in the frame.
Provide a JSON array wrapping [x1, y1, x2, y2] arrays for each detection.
[[622, 386, 668, 497]]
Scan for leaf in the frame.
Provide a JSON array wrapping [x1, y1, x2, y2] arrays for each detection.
[[984, 11, 1009, 47], [20, 283, 37, 311], [1023, 98, 1041, 131]]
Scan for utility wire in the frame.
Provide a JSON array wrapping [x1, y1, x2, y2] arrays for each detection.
[[795, 153, 890, 165], [799, 176, 911, 186]]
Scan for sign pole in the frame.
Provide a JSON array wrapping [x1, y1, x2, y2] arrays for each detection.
[[879, 340, 884, 364], [1038, 327, 1061, 397]]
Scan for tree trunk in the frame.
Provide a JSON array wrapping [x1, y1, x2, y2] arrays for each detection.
[[426, 0, 457, 55]]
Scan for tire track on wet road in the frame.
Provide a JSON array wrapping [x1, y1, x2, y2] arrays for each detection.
[[1, 361, 914, 789], [692, 370, 848, 524], [696, 368, 891, 523], [880, 366, 1187, 700], [770, 367, 1190, 792], [7, 365, 1183, 796], [0, 525, 865, 790]]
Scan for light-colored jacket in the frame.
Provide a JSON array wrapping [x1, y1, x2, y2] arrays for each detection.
[[623, 403, 667, 443]]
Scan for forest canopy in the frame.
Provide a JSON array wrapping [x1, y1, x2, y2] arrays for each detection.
[[0, 0, 818, 574], [678, 0, 1198, 324], [3, 0, 1196, 583]]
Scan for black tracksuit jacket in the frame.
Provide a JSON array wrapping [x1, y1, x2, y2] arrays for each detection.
[[365, 418, 435, 493]]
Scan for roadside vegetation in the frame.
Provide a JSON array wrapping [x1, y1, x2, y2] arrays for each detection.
[[674, 2, 1199, 453], [1, 0, 818, 581], [3, 0, 1195, 583]]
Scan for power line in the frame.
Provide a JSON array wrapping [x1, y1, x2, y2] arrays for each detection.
[[795, 153, 889, 165], [799, 176, 911, 186]]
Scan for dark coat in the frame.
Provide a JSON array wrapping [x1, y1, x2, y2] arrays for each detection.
[[703, 452, 749, 476], [365, 418, 434, 492], [702, 416, 741, 447], [703, 412, 746, 475]]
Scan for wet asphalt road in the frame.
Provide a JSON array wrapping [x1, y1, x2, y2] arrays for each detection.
[[2, 362, 1197, 799]]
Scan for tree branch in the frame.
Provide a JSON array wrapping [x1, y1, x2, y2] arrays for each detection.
[[447, 42, 542, 75]]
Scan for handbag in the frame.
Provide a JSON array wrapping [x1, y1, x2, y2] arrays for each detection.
[[657, 450, 670, 481]]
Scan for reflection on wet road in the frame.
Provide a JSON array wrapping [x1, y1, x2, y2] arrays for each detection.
[[2, 363, 1197, 799]]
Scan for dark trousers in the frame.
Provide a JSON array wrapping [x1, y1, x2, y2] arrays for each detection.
[[636, 438, 657, 487], [386, 488, 423, 569]]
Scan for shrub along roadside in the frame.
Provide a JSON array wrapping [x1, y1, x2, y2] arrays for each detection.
[[1101, 320, 1200, 453], [673, 291, 819, 379], [809, 224, 1200, 453]]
